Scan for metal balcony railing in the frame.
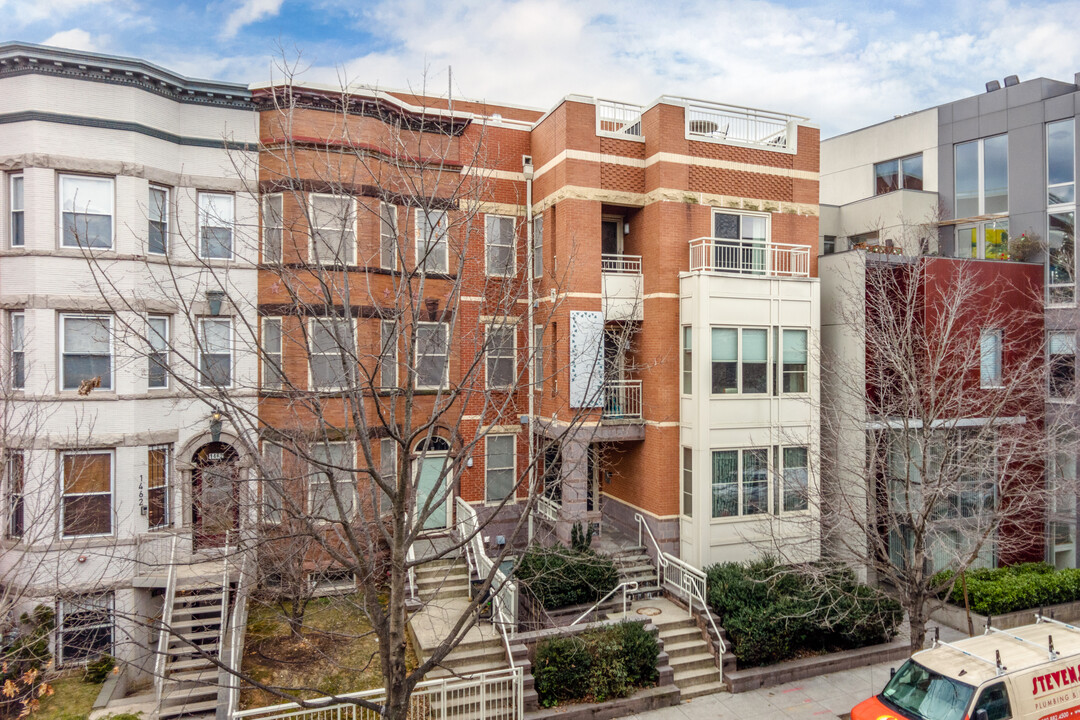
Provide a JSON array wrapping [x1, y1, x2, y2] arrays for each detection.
[[601, 253, 642, 274], [677, 98, 804, 151], [596, 99, 644, 138], [689, 237, 810, 277], [603, 379, 642, 420]]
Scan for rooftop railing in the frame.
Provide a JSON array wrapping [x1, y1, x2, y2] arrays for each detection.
[[596, 99, 644, 138], [689, 237, 810, 277]]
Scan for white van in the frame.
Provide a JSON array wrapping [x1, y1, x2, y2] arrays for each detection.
[[852, 617, 1080, 720]]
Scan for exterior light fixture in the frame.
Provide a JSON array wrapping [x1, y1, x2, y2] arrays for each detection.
[[209, 408, 223, 443], [207, 290, 226, 316]]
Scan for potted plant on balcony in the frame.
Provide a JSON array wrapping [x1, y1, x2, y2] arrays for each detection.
[[1009, 230, 1044, 262]]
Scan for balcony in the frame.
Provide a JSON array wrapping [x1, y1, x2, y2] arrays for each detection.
[[601, 253, 643, 321], [602, 379, 642, 420], [689, 238, 810, 278], [596, 99, 644, 139], [676, 98, 805, 153]]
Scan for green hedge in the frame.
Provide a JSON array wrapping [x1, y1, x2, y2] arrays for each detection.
[[533, 622, 658, 707], [931, 563, 1080, 616], [515, 546, 619, 610], [706, 558, 902, 668]]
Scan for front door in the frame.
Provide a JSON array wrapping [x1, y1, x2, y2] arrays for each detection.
[[192, 442, 239, 549], [416, 455, 449, 530]]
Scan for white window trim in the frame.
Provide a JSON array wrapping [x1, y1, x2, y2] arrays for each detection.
[[57, 592, 114, 666], [147, 444, 171, 529], [681, 326, 692, 396], [710, 326, 771, 396], [147, 185, 169, 255], [9, 173, 24, 248], [380, 202, 398, 270], [198, 318, 233, 388], [1047, 209, 1077, 306], [10, 311, 25, 391], [779, 327, 810, 396], [60, 450, 114, 539], [954, 135, 1008, 219], [710, 209, 771, 242], [414, 209, 449, 274], [147, 315, 169, 390], [5, 449, 25, 539], [308, 317, 355, 391], [415, 321, 449, 389], [308, 442, 356, 522], [777, 444, 810, 515], [197, 192, 235, 260], [262, 193, 283, 264], [485, 434, 517, 505], [532, 215, 543, 279], [60, 313, 113, 392], [980, 328, 1004, 389], [59, 174, 114, 250], [873, 153, 923, 195], [681, 447, 692, 518], [485, 214, 516, 277], [308, 193, 356, 266], [709, 446, 771, 522], [485, 322, 517, 390], [262, 317, 284, 391]]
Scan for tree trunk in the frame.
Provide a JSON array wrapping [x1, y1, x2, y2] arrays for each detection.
[[908, 603, 927, 655]]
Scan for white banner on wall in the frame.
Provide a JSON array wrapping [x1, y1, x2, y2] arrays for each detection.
[[569, 310, 605, 408]]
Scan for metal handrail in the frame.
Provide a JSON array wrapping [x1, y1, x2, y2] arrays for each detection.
[[223, 549, 252, 719], [217, 530, 232, 663], [406, 542, 417, 601], [600, 253, 642, 274], [569, 581, 639, 626], [454, 497, 518, 639], [154, 535, 179, 710]]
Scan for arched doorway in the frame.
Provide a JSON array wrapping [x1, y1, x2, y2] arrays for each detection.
[[191, 442, 239, 549], [414, 437, 451, 531]]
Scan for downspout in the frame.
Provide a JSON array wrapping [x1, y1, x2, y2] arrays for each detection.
[[523, 155, 535, 542]]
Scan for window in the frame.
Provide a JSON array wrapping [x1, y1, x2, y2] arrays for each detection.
[[682, 327, 692, 394], [378, 437, 395, 514], [416, 322, 448, 388], [148, 445, 170, 529], [309, 442, 354, 522], [682, 447, 692, 517], [782, 447, 809, 512], [956, 219, 1009, 260], [9, 174, 23, 247], [1050, 331, 1076, 399], [486, 324, 515, 389], [822, 235, 836, 255], [955, 135, 1008, 218], [379, 320, 397, 389], [58, 593, 113, 665], [199, 318, 232, 387], [61, 315, 112, 391], [10, 312, 24, 390], [5, 451, 23, 539], [1048, 119, 1075, 206], [416, 209, 448, 273], [711, 448, 768, 518], [713, 211, 768, 272], [60, 175, 113, 248], [711, 328, 737, 393], [533, 325, 544, 392], [198, 192, 234, 259], [874, 154, 923, 195], [485, 435, 515, 502], [973, 682, 1012, 720], [148, 186, 168, 254], [262, 443, 284, 524], [380, 202, 397, 269], [1048, 211, 1076, 304], [61, 451, 112, 537], [741, 329, 768, 393], [262, 318, 283, 390], [310, 194, 355, 265], [148, 316, 169, 389], [781, 329, 808, 393], [263, 194, 283, 263], [980, 329, 1003, 388], [486, 214, 515, 276], [309, 317, 353, 389], [533, 215, 543, 278]]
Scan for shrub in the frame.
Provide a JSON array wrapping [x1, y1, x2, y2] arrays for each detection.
[[83, 655, 116, 684], [534, 636, 591, 707], [516, 546, 618, 610], [935, 564, 1080, 616], [610, 621, 659, 687], [533, 622, 658, 707]]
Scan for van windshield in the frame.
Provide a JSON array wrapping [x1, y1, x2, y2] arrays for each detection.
[[880, 660, 976, 720]]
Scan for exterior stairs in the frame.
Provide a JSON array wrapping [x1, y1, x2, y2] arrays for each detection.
[[157, 583, 227, 720], [655, 613, 725, 700], [610, 546, 661, 601]]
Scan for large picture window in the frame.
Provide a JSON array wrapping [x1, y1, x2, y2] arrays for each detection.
[[309, 443, 355, 522], [199, 318, 232, 387], [60, 175, 113, 249], [58, 593, 113, 665], [416, 209, 448, 273], [416, 322, 448, 388], [62, 451, 112, 537], [148, 445, 170, 529], [485, 435, 515, 503], [955, 135, 1008, 218], [198, 193, 234, 259], [61, 314, 112, 391], [310, 194, 355, 265], [874, 154, 923, 195], [711, 448, 768, 518], [486, 214, 515, 276]]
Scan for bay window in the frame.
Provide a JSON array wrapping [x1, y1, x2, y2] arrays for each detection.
[[198, 192, 234, 259], [60, 175, 113, 249], [5, 451, 23, 539], [416, 209, 448, 273], [61, 451, 112, 537], [148, 445, 170, 529], [262, 194, 283, 263], [10, 174, 23, 247], [309, 442, 355, 522], [148, 186, 168, 255], [309, 317, 354, 389], [61, 314, 112, 391], [10, 312, 24, 390], [310, 194, 355, 265]]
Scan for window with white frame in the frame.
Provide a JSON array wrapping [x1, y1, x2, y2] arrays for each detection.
[[310, 194, 355, 265], [533, 215, 543, 278], [10, 312, 24, 390], [380, 202, 397, 269], [874, 154, 923, 195], [60, 175, 113, 248], [533, 325, 543, 392], [1049, 119, 1075, 207], [148, 186, 168, 255], [309, 442, 355, 522], [980, 329, 1003, 388], [9, 174, 24, 247], [198, 192, 234, 259], [486, 214, 515, 276], [416, 322, 448, 388], [712, 448, 768, 518], [58, 593, 113, 665], [416, 209, 448, 273], [1048, 210, 1076, 304], [1050, 331, 1076, 399], [262, 442, 284, 524], [262, 317, 284, 390], [262, 194, 283, 264], [711, 327, 767, 394], [682, 327, 692, 395], [682, 447, 692, 517], [379, 319, 397, 389], [485, 434, 515, 502], [781, 329, 808, 393], [956, 219, 1009, 261], [61, 314, 112, 391], [781, 446, 809, 512], [148, 445, 170, 529], [61, 451, 113, 537], [955, 135, 1008, 218], [486, 323, 515, 389], [5, 450, 24, 539], [309, 317, 353, 389], [148, 316, 169, 389], [199, 318, 232, 387]]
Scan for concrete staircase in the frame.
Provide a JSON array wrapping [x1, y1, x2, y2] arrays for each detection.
[[158, 583, 227, 720], [610, 545, 661, 601], [656, 614, 725, 700]]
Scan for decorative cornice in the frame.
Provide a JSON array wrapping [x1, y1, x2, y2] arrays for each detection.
[[0, 42, 254, 109]]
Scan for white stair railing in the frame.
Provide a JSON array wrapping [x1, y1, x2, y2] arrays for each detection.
[[154, 535, 179, 711], [454, 498, 518, 637], [223, 549, 253, 719], [569, 581, 639, 626]]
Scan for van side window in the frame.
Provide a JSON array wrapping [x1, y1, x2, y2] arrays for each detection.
[[973, 682, 1011, 720]]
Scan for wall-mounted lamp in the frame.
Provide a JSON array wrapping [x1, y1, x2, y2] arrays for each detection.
[[206, 290, 226, 316], [623, 221, 630, 236], [209, 408, 224, 443], [466, 455, 474, 468]]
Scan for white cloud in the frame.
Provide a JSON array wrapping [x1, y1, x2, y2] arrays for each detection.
[[41, 28, 104, 52], [0, 0, 112, 28], [220, 0, 286, 40]]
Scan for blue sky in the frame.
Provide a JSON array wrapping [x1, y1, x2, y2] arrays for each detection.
[[4, 0, 1080, 137]]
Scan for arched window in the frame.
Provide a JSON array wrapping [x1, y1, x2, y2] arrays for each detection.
[[414, 436, 450, 453]]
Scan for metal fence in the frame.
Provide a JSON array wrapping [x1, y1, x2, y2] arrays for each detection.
[[689, 238, 810, 277], [596, 99, 644, 138], [602, 380, 642, 420]]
